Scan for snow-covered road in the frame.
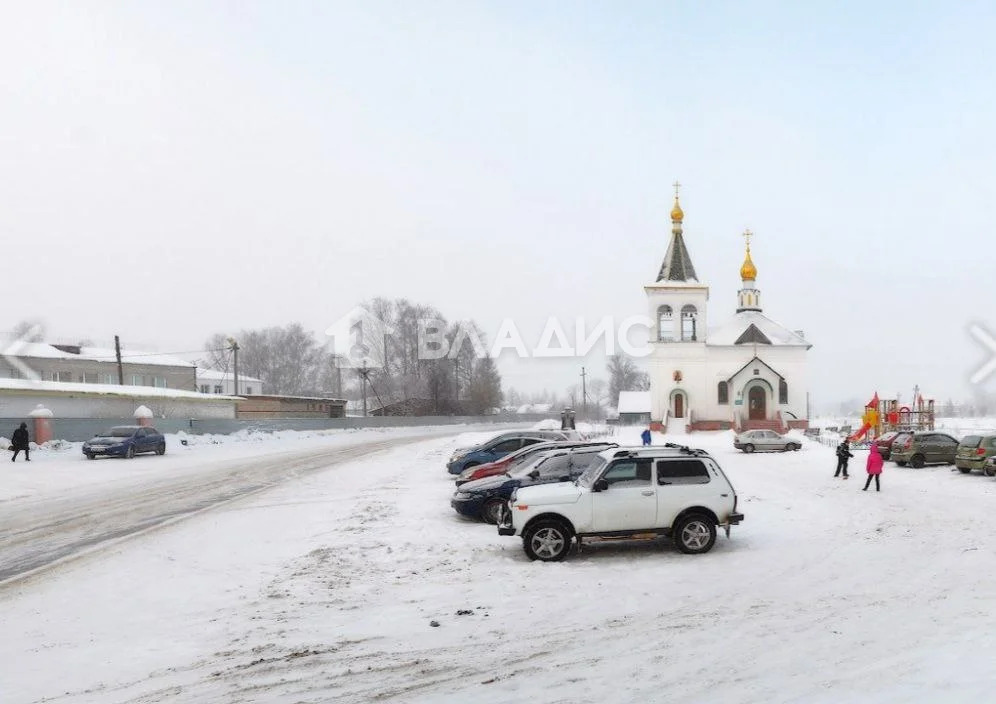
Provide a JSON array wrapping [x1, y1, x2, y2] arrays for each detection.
[[4, 427, 996, 703], [0, 428, 469, 584]]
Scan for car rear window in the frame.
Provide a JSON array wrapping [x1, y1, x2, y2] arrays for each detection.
[[878, 432, 897, 442], [988, 437, 996, 448], [960, 435, 982, 448]]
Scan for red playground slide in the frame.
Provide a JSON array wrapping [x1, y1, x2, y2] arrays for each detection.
[[848, 423, 871, 441]]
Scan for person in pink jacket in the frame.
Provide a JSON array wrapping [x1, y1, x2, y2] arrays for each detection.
[[863, 443, 883, 491]]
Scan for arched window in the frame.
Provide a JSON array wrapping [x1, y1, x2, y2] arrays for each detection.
[[657, 305, 674, 342], [779, 379, 788, 404], [681, 305, 698, 341], [717, 381, 729, 405]]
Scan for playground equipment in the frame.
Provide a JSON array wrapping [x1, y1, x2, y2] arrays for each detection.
[[846, 392, 935, 441]]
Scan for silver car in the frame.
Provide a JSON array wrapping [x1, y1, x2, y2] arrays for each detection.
[[733, 429, 801, 453]]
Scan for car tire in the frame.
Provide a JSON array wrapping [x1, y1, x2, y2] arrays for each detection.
[[85, 452, 95, 460], [958, 467, 971, 474], [910, 454, 925, 469], [125, 445, 135, 459], [481, 499, 504, 525], [155, 443, 166, 456], [523, 519, 572, 562], [673, 513, 717, 555], [896, 461, 907, 467], [744, 444, 755, 454], [986, 467, 995, 478]]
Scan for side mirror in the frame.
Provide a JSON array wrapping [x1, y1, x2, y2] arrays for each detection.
[[594, 478, 609, 492], [558, 475, 571, 482], [528, 470, 540, 480]]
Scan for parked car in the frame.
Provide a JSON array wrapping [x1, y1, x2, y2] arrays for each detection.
[[986, 456, 996, 477], [446, 431, 567, 474], [452, 444, 615, 523], [733, 429, 801, 453], [498, 444, 744, 561], [890, 431, 959, 468], [455, 440, 617, 486], [955, 435, 996, 474], [873, 431, 904, 460], [82, 426, 166, 460]]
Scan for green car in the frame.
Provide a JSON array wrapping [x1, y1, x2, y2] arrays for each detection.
[[955, 435, 996, 475], [890, 431, 959, 468]]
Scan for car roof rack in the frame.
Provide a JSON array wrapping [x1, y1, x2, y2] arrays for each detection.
[[662, 442, 710, 457]]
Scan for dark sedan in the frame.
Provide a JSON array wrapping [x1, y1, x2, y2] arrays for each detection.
[[451, 444, 612, 524], [83, 425, 166, 459]]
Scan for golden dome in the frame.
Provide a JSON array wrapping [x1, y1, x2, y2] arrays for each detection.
[[670, 196, 684, 223], [740, 247, 757, 280]]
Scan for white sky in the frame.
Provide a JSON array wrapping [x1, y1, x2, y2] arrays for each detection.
[[2, 2, 995, 409]]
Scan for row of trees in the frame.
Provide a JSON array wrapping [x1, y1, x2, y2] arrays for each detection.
[[203, 298, 503, 415]]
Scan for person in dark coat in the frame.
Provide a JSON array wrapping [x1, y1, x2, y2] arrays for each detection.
[[834, 439, 853, 478], [640, 428, 652, 446], [11, 422, 30, 462]]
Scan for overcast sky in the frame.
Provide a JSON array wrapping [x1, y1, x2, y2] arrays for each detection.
[[2, 1, 995, 410]]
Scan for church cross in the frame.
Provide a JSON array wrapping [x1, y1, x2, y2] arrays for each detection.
[[672, 180, 681, 199], [743, 228, 753, 247]]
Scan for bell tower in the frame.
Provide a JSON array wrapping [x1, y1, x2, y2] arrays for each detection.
[[736, 229, 762, 313]]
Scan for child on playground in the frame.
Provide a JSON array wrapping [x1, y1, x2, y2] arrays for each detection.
[[864, 443, 883, 491], [834, 438, 853, 479]]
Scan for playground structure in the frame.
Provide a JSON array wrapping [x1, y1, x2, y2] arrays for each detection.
[[847, 392, 935, 441]]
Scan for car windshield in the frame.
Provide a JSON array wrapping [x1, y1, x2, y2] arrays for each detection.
[[960, 435, 982, 448], [577, 455, 609, 488], [511, 453, 560, 478], [103, 427, 137, 438]]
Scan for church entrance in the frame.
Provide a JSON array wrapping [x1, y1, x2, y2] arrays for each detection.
[[673, 392, 685, 419], [748, 386, 766, 420]]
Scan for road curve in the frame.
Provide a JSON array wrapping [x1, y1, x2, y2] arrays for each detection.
[[0, 429, 468, 587]]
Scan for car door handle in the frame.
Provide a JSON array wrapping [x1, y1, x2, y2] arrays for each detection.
[[641, 490, 654, 496]]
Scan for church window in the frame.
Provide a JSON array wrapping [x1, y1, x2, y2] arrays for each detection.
[[717, 381, 729, 405], [657, 305, 674, 342], [779, 379, 788, 404], [680, 305, 698, 341]]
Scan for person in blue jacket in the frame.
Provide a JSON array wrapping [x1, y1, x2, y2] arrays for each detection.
[[640, 428, 652, 446]]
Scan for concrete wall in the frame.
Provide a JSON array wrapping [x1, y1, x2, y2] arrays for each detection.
[[0, 414, 558, 442], [0, 392, 236, 420]]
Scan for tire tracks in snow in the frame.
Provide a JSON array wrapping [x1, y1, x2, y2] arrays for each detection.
[[0, 430, 466, 587]]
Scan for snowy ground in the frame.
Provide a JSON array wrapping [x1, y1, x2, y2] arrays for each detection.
[[4, 426, 996, 703]]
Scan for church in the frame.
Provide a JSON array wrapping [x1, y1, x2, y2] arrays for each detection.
[[644, 186, 811, 433]]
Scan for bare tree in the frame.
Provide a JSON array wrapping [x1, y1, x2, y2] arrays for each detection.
[[607, 355, 649, 405]]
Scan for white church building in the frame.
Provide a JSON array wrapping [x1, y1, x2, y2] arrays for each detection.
[[644, 187, 811, 433]]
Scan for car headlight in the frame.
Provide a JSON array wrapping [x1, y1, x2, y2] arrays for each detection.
[[454, 492, 472, 500]]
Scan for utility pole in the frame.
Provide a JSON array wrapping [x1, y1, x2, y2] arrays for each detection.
[[359, 362, 369, 417], [333, 355, 343, 397], [114, 335, 124, 385], [580, 366, 588, 418], [228, 338, 240, 395], [453, 358, 460, 400]]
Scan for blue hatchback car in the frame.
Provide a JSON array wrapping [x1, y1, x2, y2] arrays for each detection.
[[446, 433, 564, 474], [451, 444, 615, 523], [82, 425, 167, 460]]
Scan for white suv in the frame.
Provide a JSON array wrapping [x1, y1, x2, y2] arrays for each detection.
[[497, 445, 744, 561]]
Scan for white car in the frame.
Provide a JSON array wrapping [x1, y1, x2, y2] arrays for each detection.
[[497, 445, 744, 561], [733, 429, 801, 453]]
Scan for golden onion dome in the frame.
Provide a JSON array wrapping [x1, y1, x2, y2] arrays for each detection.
[[670, 196, 684, 223], [740, 247, 757, 280]]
